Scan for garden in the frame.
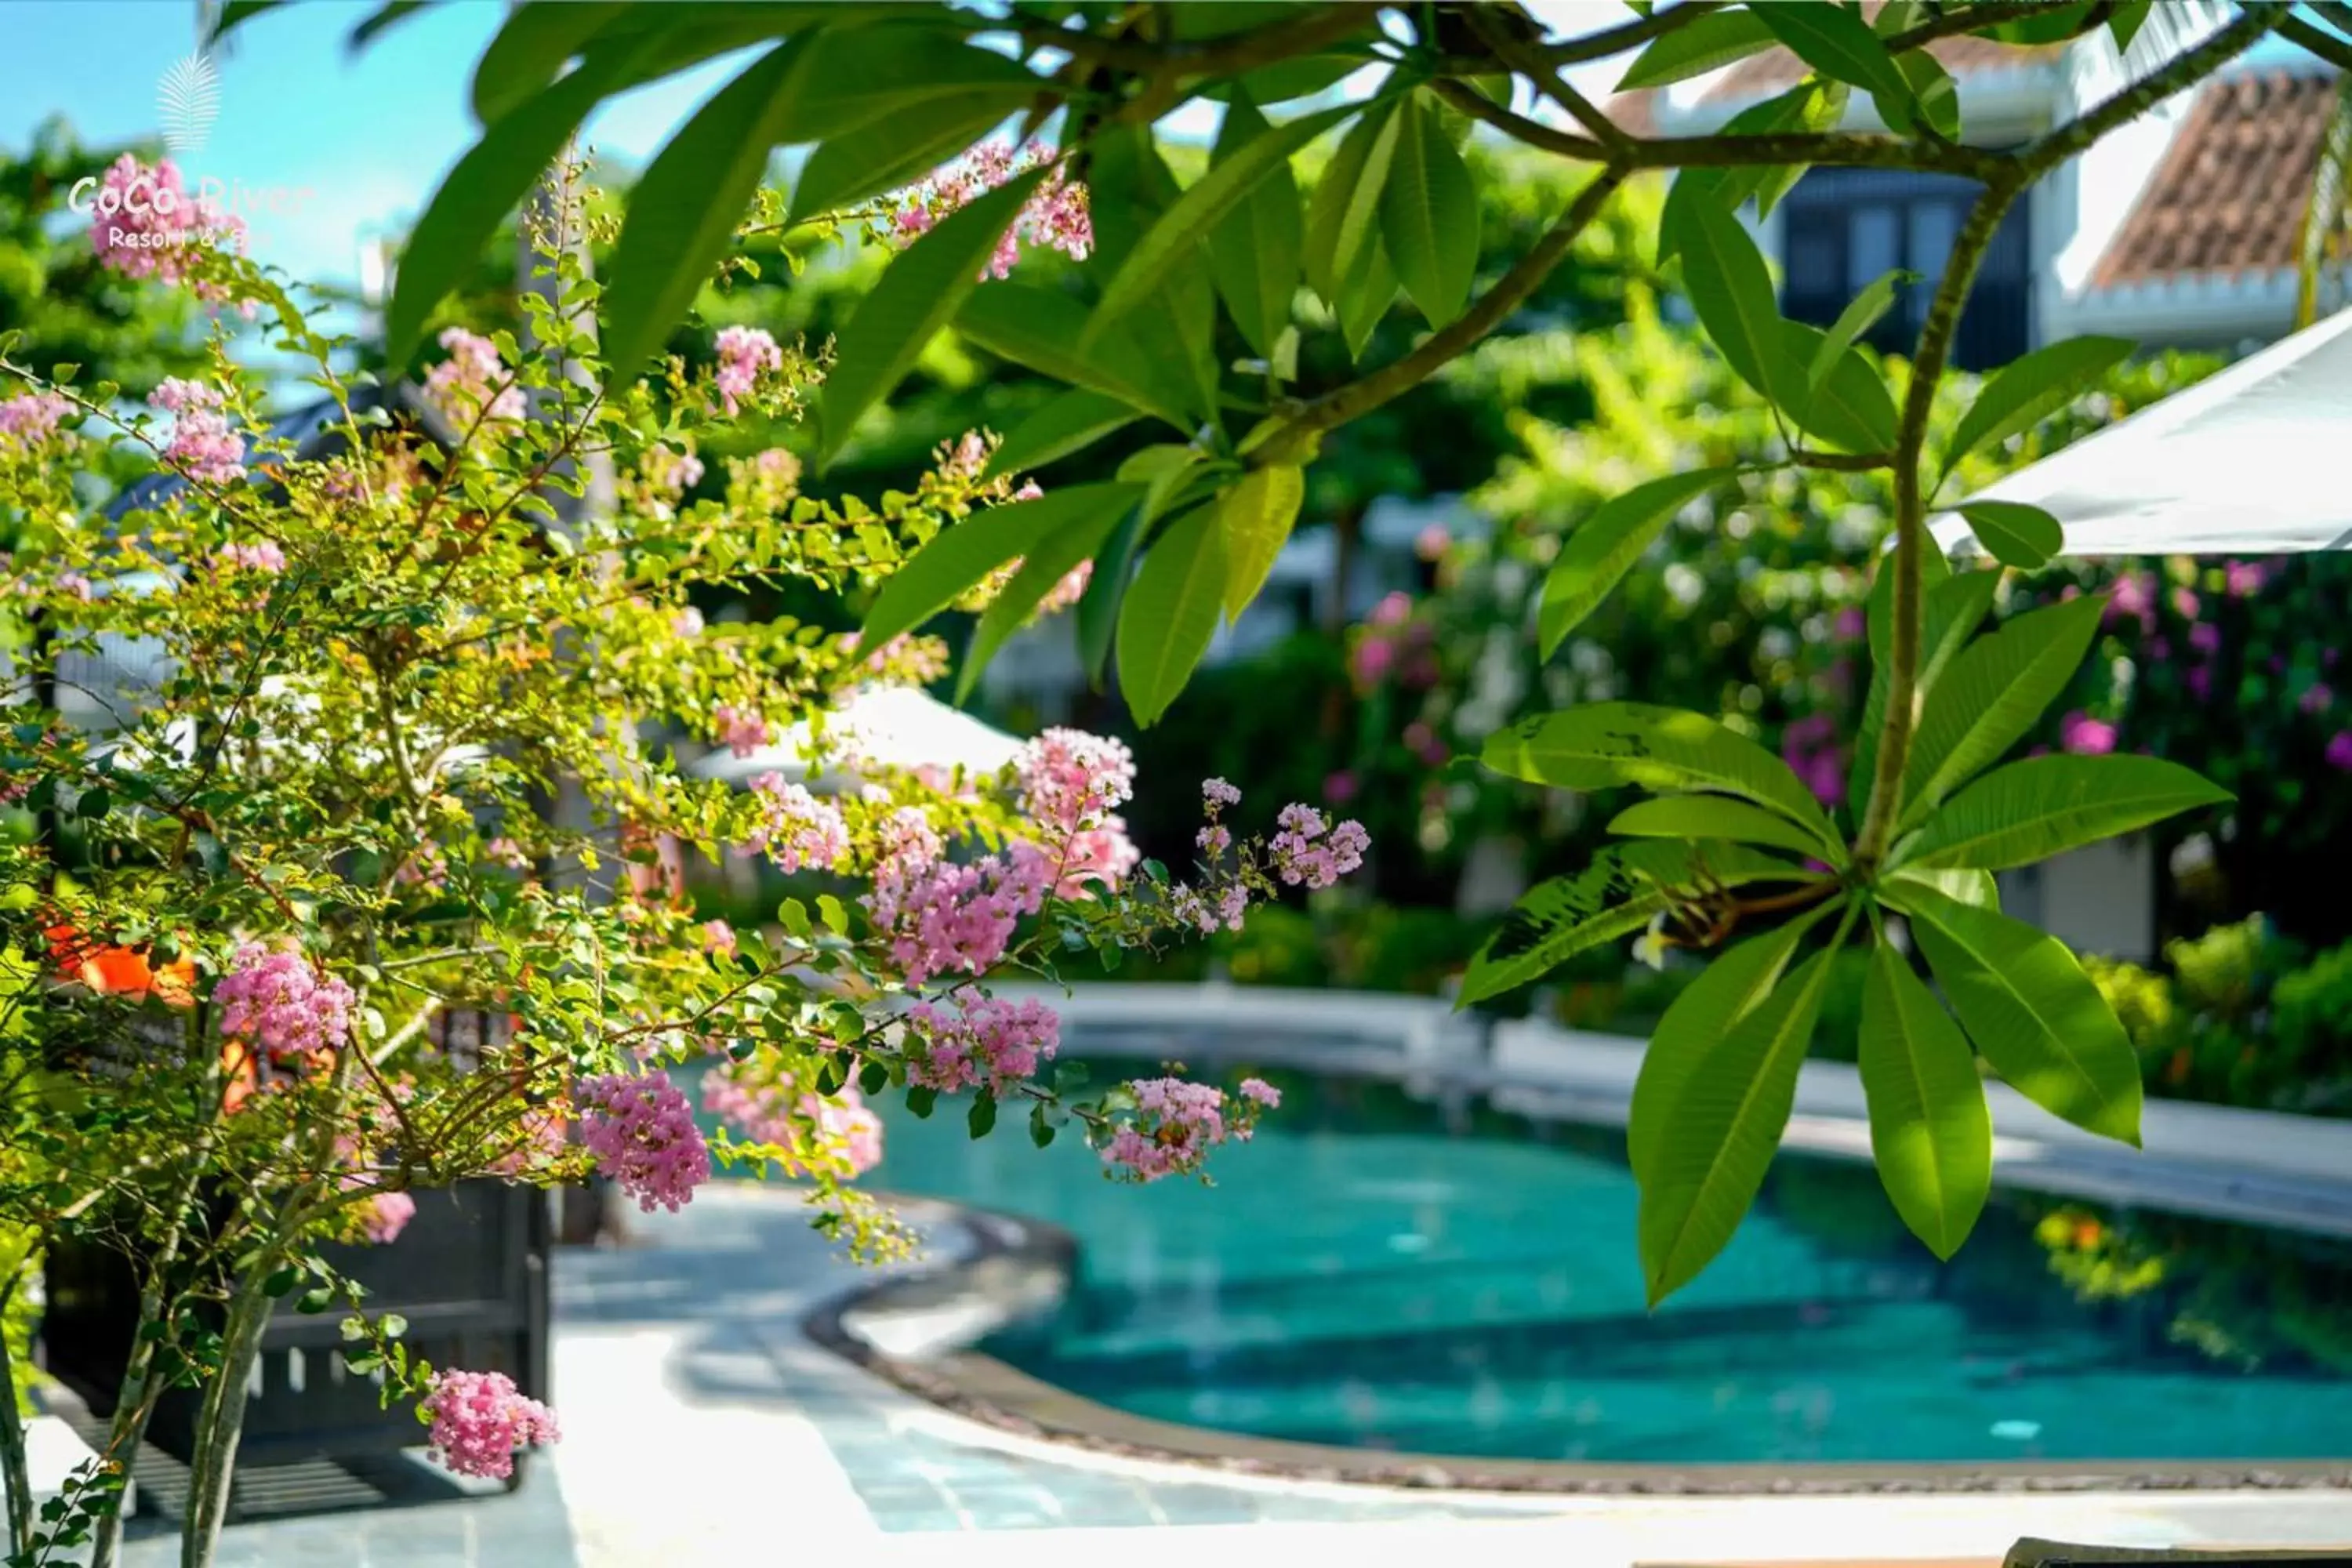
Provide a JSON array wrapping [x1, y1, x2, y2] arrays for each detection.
[[3, 2, 2352, 1563]]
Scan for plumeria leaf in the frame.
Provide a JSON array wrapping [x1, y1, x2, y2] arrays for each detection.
[[1895, 753, 2232, 871], [1893, 880, 2142, 1147], [1484, 702, 1842, 853], [1205, 89, 1309, 359], [1377, 92, 1479, 328], [1860, 940, 1992, 1259], [789, 93, 1029, 223], [959, 283, 1196, 430], [1806, 269, 1910, 393], [1540, 468, 1736, 656], [1303, 100, 1399, 302], [1617, 8, 1776, 89], [1116, 502, 1229, 727], [959, 493, 1134, 703], [1756, 1, 1920, 134], [855, 481, 1142, 656], [1214, 465, 1308, 620], [1900, 593, 2106, 829], [1956, 499, 2063, 571], [1851, 567, 1996, 822], [985, 389, 1141, 480], [818, 167, 1048, 463], [1943, 336, 2134, 475], [1609, 794, 1846, 865]]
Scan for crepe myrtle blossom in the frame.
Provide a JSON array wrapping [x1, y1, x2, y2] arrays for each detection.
[[151, 379, 245, 486], [214, 942, 354, 1063], [1100, 1075, 1278, 1184], [575, 1073, 712, 1213], [702, 1060, 884, 1178], [85, 154, 248, 301], [351, 1190, 416, 1246], [713, 702, 772, 758], [213, 540, 285, 574], [866, 842, 1051, 986], [424, 327, 527, 427], [713, 325, 784, 415], [1269, 804, 1370, 891], [0, 391, 72, 452], [884, 140, 1092, 280], [2060, 710, 2118, 756], [419, 1369, 559, 1481], [746, 773, 850, 874], [1013, 728, 1134, 837], [903, 994, 1060, 1096]]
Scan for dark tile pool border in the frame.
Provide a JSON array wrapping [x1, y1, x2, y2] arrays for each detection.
[[804, 1200, 2352, 1500]]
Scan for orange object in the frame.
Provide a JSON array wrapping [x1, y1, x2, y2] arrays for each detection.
[[45, 923, 196, 1007]]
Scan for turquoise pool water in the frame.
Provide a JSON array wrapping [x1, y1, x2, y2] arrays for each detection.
[[866, 1059, 2352, 1468]]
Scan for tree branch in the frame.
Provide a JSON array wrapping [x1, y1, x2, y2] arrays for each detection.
[[2278, 11, 2352, 74], [1541, 0, 1722, 66], [2027, 5, 2280, 165], [1879, 2, 2082, 56], [1474, 5, 1629, 151], [1255, 164, 1631, 468]]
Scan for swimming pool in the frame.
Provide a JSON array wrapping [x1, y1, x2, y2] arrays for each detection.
[[866, 1058, 2352, 1468]]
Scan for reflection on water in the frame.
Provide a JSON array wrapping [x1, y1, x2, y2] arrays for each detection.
[[868, 1058, 2352, 1465]]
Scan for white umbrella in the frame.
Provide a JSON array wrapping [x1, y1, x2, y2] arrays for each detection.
[[1934, 304, 2352, 561], [690, 683, 1025, 792]]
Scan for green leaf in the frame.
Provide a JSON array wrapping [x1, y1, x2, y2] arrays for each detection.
[[1617, 9, 1776, 89], [1886, 865, 1998, 912], [1334, 237, 1397, 361], [1896, 51, 1961, 140], [1075, 504, 1144, 687], [1664, 82, 1849, 234], [1893, 881, 2142, 1147], [959, 490, 1133, 702], [1664, 179, 1789, 404], [906, 1085, 937, 1120], [1627, 908, 1833, 1179], [1859, 941, 1991, 1259], [967, 1094, 997, 1139], [1639, 944, 1841, 1304], [1944, 336, 2134, 474], [1215, 466, 1307, 620], [790, 95, 1024, 223], [1483, 702, 1841, 852], [1206, 90, 1307, 359], [985, 389, 1141, 480], [1116, 503, 1229, 727], [1900, 593, 2105, 829], [855, 481, 1142, 655], [1206, 52, 1379, 105], [779, 26, 1042, 143], [1539, 468, 1734, 656], [1460, 841, 1803, 1007], [1377, 93, 1479, 328], [1302, 101, 1399, 302], [1778, 321, 1898, 453], [1956, 499, 2063, 572], [1608, 795, 1845, 865], [818, 168, 1048, 463], [958, 284, 1194, 430], [470, 2, 627, 125], [1850, 567, 1996, 819], [1756, 2, 1918, 133], [1029, 1102, 1058, 1149], [1896, 754, 2231, 872], [601, 39, 813, 387], [1806, 269, 1909, 393], [387, 43, 637, 364], [1091, 102, 1350, 344], [2108, 0, 2155, 51]]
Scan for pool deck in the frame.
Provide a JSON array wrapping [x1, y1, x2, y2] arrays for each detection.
[[31, 981, 2352, 1563]]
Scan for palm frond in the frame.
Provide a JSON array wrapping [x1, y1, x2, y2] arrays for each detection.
[[2297, 71, 2352, 329], [158, 53, 223, 156]]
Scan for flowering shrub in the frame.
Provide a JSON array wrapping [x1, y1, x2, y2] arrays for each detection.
[[0, 156, 1361, 1566]]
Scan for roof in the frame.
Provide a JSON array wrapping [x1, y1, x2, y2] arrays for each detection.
[[1702, 24, 2058, 104], [2094, 68, 2343, 289]]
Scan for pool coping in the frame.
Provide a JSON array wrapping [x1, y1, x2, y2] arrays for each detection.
[[805, 1200, 2352, 1500]]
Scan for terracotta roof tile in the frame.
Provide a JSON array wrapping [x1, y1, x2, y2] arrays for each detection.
[[2094, 70, 2341, 288], [1701, 26, 2056, 103], [1602, 87, 1659, 138]]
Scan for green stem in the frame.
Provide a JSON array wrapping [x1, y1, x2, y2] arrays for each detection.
[[0, 1266, 31, 1560]]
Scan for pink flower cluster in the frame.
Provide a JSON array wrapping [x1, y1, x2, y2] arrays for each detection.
[[87, 155, 245, 299], [1780, 712, 1846, 807], [1013, 728, 1134, 836], [1034, 560, 1091, 616], [903, 994, 1059, 1096], [1349, 593, 1441, 690], [702, 1061, 884, 1178], [424, 327, 527, 428], [1101, 1075, 1278, 1184], [644, 443, 704, 499], [746, 773, 850, 874], [354, 1191, 416, 1246], [214, 540, 285, 574], [1171, 881, 1250, 935], [152, 379, 245, 486], [886, 140, 1093, 281], [867, 843, 1051, 985], [0, 391, 71, 452], [844, 630, 952, 686], [713, 703, 772, 758], [732, 447, 803, 513], [1269, 804, 1370, 890], [214, 942, 355, 1062], [713, 325, 783, 415], [420, 1369, 560, 1481], [575, 1072, 712, 1213]]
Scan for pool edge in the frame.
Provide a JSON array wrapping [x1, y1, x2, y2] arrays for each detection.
[[804, 1198, 2352, 1500]]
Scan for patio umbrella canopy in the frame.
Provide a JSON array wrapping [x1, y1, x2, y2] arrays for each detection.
[[1934, 304, 2352, 561], [690, 682, 1025, 792]]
